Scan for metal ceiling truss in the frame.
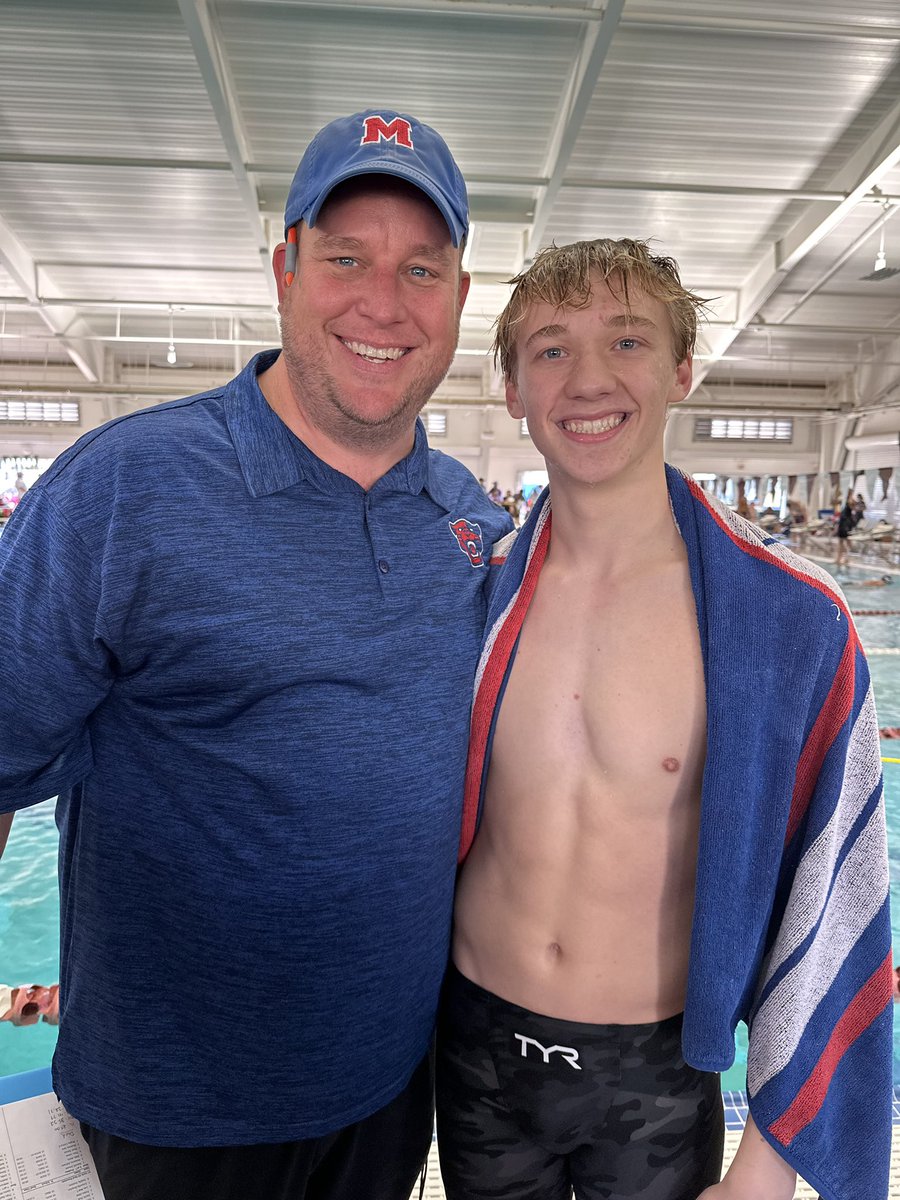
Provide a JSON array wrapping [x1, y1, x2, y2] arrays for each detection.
[[691, 92, 900, 392], [176, 0, 278, 304]]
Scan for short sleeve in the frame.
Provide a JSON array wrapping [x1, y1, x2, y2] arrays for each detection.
[[0, 488, 115, 812]]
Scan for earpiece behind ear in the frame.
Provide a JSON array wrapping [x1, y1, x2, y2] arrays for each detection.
[[284, 227, 298, 288]]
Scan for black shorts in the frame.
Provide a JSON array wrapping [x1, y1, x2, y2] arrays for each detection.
[[436, 966, 724, 1200], [79, 1046, 434, 1200]]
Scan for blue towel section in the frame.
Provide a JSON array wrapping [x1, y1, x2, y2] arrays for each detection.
[[0, 1065, 53, 1105]]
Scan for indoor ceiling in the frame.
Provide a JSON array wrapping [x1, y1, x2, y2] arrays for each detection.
[[1, 0, 899, 425]]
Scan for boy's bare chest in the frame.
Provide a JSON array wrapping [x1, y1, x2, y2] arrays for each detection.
[[496, 563, 706, 794]]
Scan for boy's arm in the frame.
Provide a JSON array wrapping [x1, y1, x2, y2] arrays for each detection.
[[697, 1115, 796, 1199]]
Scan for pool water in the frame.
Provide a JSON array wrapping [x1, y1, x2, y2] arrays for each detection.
[[2, 562, 899, 1087], [0, 799, 60, 1076]]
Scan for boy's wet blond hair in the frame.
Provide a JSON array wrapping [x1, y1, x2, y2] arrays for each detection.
[[493, 237, 709, 378]]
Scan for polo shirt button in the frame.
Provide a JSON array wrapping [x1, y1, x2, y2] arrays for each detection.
[[378, 559, 390, 574]]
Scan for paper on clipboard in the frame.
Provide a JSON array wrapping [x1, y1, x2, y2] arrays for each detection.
[[0, 1091, 104, 1199]]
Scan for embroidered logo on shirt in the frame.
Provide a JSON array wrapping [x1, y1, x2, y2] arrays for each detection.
[[449, 518, 485, 567], [513, 1033, 582, 1070]]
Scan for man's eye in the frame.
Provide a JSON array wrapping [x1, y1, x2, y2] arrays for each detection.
[[409, 266, 432, 279], [334, 257, 357, 268]]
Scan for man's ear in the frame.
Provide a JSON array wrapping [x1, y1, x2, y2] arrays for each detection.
[[458, 270, 471, 312], [506, 375, 525, 420], [273, 243, 289, 305]]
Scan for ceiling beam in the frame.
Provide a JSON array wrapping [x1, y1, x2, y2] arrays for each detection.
[[692, 93, 900, 391], [0, 214, 103, 382], [622, 13, 900, 41], [236, 0, 900, 40], [176, 0, 277, 305], [525, 0, 627, 261], [771, 204, 900, 324], [3, 152, 899, 209]]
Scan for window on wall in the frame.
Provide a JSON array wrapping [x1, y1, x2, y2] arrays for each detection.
[[693, 417, 793, 442], [425, 410, 447, 437], [520, 418, 530, 439], [0, 399, 80, 422]]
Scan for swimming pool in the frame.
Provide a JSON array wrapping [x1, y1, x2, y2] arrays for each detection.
[[2, 559, 899, 1086]]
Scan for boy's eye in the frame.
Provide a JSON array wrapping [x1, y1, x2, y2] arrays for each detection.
[[618, 337, 638, 350], [542, 347, 563, 359]]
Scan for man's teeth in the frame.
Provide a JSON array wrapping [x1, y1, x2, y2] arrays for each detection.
[[562, 414, 625, 434], [342, 339, 407, 362]]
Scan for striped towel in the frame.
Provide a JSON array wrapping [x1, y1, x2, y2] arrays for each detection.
[[459, 465, 893, 1200]]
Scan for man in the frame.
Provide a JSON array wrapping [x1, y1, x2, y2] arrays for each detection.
[[437, 238, 892, 1200], [0, 109, 512, 1200]]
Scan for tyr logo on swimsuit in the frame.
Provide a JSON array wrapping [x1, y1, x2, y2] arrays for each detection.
[[513, 1033, 582, 1070]]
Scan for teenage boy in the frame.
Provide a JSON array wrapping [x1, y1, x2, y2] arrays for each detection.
[[437, 237, 892, 1200]]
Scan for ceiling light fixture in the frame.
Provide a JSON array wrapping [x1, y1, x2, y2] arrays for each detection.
[[166, 305, 177, 365], [860, 204, 900, 281]]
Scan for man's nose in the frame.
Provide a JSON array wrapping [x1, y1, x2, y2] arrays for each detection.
[[356, 267, 407, 325]]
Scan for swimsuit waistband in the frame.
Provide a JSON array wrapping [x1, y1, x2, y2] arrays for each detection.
[[445, 962, 685, 1040]]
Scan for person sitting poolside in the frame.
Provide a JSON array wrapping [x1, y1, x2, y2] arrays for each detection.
[[0, 982, 59, 1025]]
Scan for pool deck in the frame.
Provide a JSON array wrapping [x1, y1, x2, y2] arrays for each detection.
[[416, 1090, 900, 1199]]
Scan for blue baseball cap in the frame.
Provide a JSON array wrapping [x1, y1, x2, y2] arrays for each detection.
[[285, 109, 469, 247]]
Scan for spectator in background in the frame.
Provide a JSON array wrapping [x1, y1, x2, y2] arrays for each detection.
[[0, 982, 59, 1025], [736, 493, 757, 523], [836, 497, 855, 567], [513, 490, 526, 527]]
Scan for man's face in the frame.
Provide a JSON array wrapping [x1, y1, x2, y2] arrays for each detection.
[[277, 178, 470, 455], [505, 275, 692, 490]]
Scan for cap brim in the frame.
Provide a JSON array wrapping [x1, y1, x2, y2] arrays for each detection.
[[303, 161, 467, 247]]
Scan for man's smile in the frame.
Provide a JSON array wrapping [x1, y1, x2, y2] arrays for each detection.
[[339, 337, 411, 363]]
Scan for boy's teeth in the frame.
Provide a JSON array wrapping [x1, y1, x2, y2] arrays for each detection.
[[562, 414, 625, 434], [342, 339, 406, 361]]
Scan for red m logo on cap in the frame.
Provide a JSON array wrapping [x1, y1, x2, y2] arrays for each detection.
[[360, 116, 414, 149]]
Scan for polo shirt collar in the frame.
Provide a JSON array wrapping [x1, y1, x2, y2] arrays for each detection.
[[225, 350, 441, 503]]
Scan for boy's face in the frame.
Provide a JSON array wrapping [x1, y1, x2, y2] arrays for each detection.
[[505, 274, 692, 491]]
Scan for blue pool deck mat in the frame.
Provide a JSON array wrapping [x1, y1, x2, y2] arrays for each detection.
[[0, 1065, 53, 1105]]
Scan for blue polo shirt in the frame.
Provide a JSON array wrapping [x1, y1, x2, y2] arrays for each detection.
[[0, 350, 512, 1145]]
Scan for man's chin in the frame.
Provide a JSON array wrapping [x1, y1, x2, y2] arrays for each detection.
[[319, 394, 415, 448], [334, 381, 438, 436]]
